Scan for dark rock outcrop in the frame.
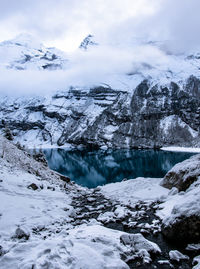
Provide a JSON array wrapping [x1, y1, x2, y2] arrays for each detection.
[[28, 183, 39, 190], [162, 215, 200, 244], [14, 227, 30, 240]]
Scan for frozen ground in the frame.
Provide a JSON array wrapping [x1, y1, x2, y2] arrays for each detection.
[[161, 147, 200, 153], [0, 136, 199, 268]]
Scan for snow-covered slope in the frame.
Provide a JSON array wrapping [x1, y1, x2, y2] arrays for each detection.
[[0, 34, 68, 70], [0, 135, 130, 268]]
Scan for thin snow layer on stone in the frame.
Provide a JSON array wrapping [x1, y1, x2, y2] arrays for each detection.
[[186, 243, 200, 251], [101, 177, 169, 206], [157, 179, 200, 225], [157, 154, 200, 223], [161, 154, 200, 190], [169, 154, 200, 183], [160, 115, 198, 138], [193, 256, 200, 269], [169, 250, 189, 262], [120, 233, 161, 254], [120, 233, 161, 264], [158, 170, 200, 225]]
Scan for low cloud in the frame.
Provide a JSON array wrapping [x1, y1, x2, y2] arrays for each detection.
[[0, 0, 199, 97], [0, 43, 170, 97]]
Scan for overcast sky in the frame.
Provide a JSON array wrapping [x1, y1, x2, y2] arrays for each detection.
[[0, 0, 199, 52], [0, 0, 160, 51], [0, 0, 199, 96]]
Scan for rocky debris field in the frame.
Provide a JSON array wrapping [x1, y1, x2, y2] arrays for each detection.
[[0, 136, 200, 268]]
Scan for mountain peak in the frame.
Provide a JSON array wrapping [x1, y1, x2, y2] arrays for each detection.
[[79, 34, 98, 50], [5, 33, 43, 50]]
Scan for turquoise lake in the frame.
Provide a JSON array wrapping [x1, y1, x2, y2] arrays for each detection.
[[42, 149, 196, 188]]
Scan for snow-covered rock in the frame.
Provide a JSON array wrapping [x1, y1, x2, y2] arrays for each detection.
[[193, 255, 200, 269], [120, 233, 161, 254], [161, 154, 200, 191], [169, 250, 189, 262], [0, 34, 68, 70], [158, 154, 200, 244]]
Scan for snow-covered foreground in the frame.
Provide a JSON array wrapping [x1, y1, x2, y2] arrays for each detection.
[[0, 136, 200, 268]]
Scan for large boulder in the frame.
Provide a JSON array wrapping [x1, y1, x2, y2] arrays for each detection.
[[161, 154, 200, 191], [161, 154, 200, 244], [162, 214, 200, 244]]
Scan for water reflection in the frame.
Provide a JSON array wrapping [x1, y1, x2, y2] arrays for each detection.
[[43, 149, 196, 188]]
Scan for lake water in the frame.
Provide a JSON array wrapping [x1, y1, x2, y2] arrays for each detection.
[[42, 149, 196, 188]]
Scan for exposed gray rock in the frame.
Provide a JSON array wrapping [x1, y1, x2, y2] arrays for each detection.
[[14, 227, 30, 240], [0, 246, 5, 256]]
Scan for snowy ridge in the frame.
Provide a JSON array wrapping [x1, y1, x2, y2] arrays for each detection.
[[0, 34, 68, 70]]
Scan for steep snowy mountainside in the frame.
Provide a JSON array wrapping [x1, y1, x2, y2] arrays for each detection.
[[0, 76, 199, 149], [0, 34, 68, 70]]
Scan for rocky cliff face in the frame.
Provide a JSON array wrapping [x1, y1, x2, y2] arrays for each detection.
[[0, 75, 199, 148]]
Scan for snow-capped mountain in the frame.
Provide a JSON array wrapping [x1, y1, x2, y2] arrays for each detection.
[[0, 34, 68, 70], [0, 34, 199, 148], [79, 34, 98, 50]]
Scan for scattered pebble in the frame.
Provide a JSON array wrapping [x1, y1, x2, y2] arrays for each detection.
[[27, 183, 39, 190]]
